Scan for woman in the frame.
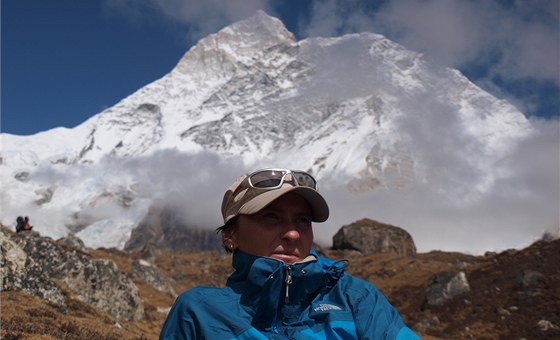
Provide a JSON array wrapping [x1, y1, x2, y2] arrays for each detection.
[[160, 168, 418, 339]]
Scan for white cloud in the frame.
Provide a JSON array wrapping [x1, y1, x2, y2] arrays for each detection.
[[302, 0, 559, 84], [119, 150, 246, 226], [25, 150, 246, 234], [373, 0, 495, 66], [12, 119, 557, 254], [300, 0, 559, 117], [313, 117, 559, 254]]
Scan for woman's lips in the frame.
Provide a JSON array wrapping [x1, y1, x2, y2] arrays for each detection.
[[271, 252, 300, 263]]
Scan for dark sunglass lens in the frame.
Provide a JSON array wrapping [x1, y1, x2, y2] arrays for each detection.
[[250, 170, 285, 188], [294, 172, 317, 189], [252, 179, 282, 188]]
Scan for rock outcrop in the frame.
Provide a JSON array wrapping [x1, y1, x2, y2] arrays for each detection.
[[57, 234, 89, 253], [332, 218, 417, 256], [424, 271, 471, 306], [1, 231, 67, 310], [131, 259, 176, 296], [125, 206, 223, 252], [0, 228, 144, 320]]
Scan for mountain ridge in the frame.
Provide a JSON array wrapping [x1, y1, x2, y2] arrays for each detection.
[[0, 11, 546, 253]]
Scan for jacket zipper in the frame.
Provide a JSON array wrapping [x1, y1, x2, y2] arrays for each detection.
[[284, 265, 293, 304]]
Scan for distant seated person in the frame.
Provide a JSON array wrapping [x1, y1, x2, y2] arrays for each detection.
[[160, 168, 419, 339], [15, 216, 33, 233]]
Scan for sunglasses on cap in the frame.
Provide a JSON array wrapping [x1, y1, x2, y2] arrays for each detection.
[[246, 168, 318, 191]]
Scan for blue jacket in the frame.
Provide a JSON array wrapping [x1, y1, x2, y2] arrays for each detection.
[[160, 250, 418, 339]]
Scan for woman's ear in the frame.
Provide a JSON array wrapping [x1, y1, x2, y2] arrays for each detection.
[[222, 227, 238, 250]]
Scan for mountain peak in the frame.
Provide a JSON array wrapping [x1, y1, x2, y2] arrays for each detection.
[[173, 11, 296, 75], [225, 10, 296, 45]]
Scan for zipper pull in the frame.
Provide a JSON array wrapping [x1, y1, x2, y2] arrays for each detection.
[[284, 265, 293, 304]]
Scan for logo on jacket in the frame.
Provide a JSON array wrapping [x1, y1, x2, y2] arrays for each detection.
[[313, 303, 343, 312]]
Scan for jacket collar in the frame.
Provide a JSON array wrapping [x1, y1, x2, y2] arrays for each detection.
[[226, 250, 346, 329]]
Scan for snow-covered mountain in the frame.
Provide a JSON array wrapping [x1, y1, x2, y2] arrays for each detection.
[[1, 11, 542, 252]]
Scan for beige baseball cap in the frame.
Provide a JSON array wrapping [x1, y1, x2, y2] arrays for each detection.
[[221, 170, 329, 225]]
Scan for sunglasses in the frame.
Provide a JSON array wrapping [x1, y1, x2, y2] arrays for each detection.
[[246, 169, 318, 191]]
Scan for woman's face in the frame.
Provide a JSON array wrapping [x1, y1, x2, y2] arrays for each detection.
[[227, 192, 314, 263]]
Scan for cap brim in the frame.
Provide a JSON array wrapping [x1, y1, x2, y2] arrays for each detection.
[[238, 185, 329, 222]]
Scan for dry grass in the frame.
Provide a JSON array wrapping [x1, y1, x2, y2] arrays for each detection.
[[0, 290, 148, 340], [2, 239, 559, 339]]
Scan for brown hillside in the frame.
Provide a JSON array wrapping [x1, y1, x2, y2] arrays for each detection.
[[1, 229, 559, 339]]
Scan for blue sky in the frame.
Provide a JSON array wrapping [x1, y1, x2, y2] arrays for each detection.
[[2, 0, 559, 136]]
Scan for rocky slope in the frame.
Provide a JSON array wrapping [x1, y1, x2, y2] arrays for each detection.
[[1, 228, 144, 321], [1, 224, 558, 339]]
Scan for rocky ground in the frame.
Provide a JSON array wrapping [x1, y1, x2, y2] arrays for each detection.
[[1, 225, 559, 339]]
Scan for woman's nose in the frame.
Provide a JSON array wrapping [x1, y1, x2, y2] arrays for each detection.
[[281, 225, 301, 241]]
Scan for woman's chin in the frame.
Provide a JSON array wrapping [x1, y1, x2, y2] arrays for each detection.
[[270, 253, 301, 263]]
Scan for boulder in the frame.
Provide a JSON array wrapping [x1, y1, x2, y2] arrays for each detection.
[[131, 259, 176, 296], [56, 234, 89, 253], [332, 218, 416, 256], [537, 319, 560, 331], [138, 244, 158, 263], [2, 228, 144, 320], [425, 271, 470, 306], [517, 269, 544, 289], [1, 231, 67, 310], [413, 316, 440, 333]]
